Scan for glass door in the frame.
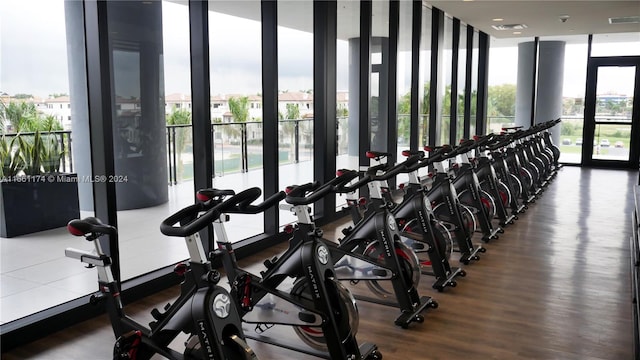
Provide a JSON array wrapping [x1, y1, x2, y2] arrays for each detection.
[[583, 57, 640, 167]]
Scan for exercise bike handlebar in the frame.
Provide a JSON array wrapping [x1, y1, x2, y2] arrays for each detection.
[[160, 201, 224, 237], [367, 154, 421, 181], [68, 217, 117, 238], [212, 187, 287, 214], [286, 170, 361, 205], [405, 149, 447, 171]]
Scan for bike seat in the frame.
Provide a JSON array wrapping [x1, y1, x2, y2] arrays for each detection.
[[68, 217, 117, 237], [366, 151, 391, 160], [196, 188, 236, 202], [401, 150, 424, 158]]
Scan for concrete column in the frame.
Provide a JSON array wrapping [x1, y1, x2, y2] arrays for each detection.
[[535, 41, 565, 146], [515, 42, 535, 128], [516, 41, 565, 144]]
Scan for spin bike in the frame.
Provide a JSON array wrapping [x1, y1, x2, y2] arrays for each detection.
[[286, 164, 436, 329], [196, 188, 381, 360], [486, 133, 527, 217], [388, 148, 466, 292], [424, 145, 486, 265], [65, 197, 257, 360], [448, 139, 503, 243], [473, 134, 518, 227]]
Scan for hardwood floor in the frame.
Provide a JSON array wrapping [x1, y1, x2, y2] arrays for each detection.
[[2, 167, 635, 360]]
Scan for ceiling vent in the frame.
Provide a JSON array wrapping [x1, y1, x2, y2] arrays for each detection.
[[491, 24, 528, 31], [609, 16, 640, 25]]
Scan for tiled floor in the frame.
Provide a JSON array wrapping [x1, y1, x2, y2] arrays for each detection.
[[0, 160, 341, 324]]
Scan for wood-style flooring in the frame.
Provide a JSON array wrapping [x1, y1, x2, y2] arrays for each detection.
[[2, 167, 635, 360]]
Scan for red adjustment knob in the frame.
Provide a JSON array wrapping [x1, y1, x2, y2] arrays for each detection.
[[285, 186, 294, 194], [459, 139, 466, 144], [174, 263, 188, 277], [401, 150, 411, 157], [428, 172, 434, 178], [336, 169, 346, 177], [284, 224, 295, 234], [473, 135, 480, 141], [451, 163, 459, 169], [424, 146, 433, 152], [365, 151, 376, 159], [399, 183, 405, 189], [358, 197, 367, 206], [196, 192, 211, 202]]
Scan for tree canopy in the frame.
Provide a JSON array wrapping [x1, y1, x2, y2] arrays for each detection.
[[228, 96, 250, 122]]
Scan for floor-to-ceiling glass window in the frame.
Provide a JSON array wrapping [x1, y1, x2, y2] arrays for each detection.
[[104, 1, 196, 281], [457, 23, 467, 141], [164, 1, 194, 186], [397, 0, 412, 159], [336, 1, 360, 171], [487, 37, 531, 133], [277, 0, 313, 226], [439, 15, 453, 145], [0, 0, 94, 323], [418, 5, 432, 147], [470, 30, 479, 135], [370, 0, 390, 156], [209, 1, 264, 241]]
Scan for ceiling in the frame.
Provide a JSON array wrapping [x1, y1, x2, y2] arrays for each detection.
[[429, 0, 640, 39], [178, 0, 640, 44]]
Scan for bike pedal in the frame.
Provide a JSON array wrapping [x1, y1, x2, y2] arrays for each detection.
[[341, 226, 353, 236], [263, 256, 278, 269], [151, 308, 162, 320]]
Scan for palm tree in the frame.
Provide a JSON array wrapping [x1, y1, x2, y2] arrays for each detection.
[[167, 108, 192, 181], [228, 96, 250, 122], [281, 103, 300, 162], [224, 96, 250, 142]]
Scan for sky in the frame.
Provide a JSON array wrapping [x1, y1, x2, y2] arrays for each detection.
[[0, 0, 636, 100]]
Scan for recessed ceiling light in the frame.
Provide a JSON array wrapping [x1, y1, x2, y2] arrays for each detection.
[[609, 16, 640, 24], [492, 24, 528, 31], [513, 31, 522, 35], [492, 18, 504, 22]]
